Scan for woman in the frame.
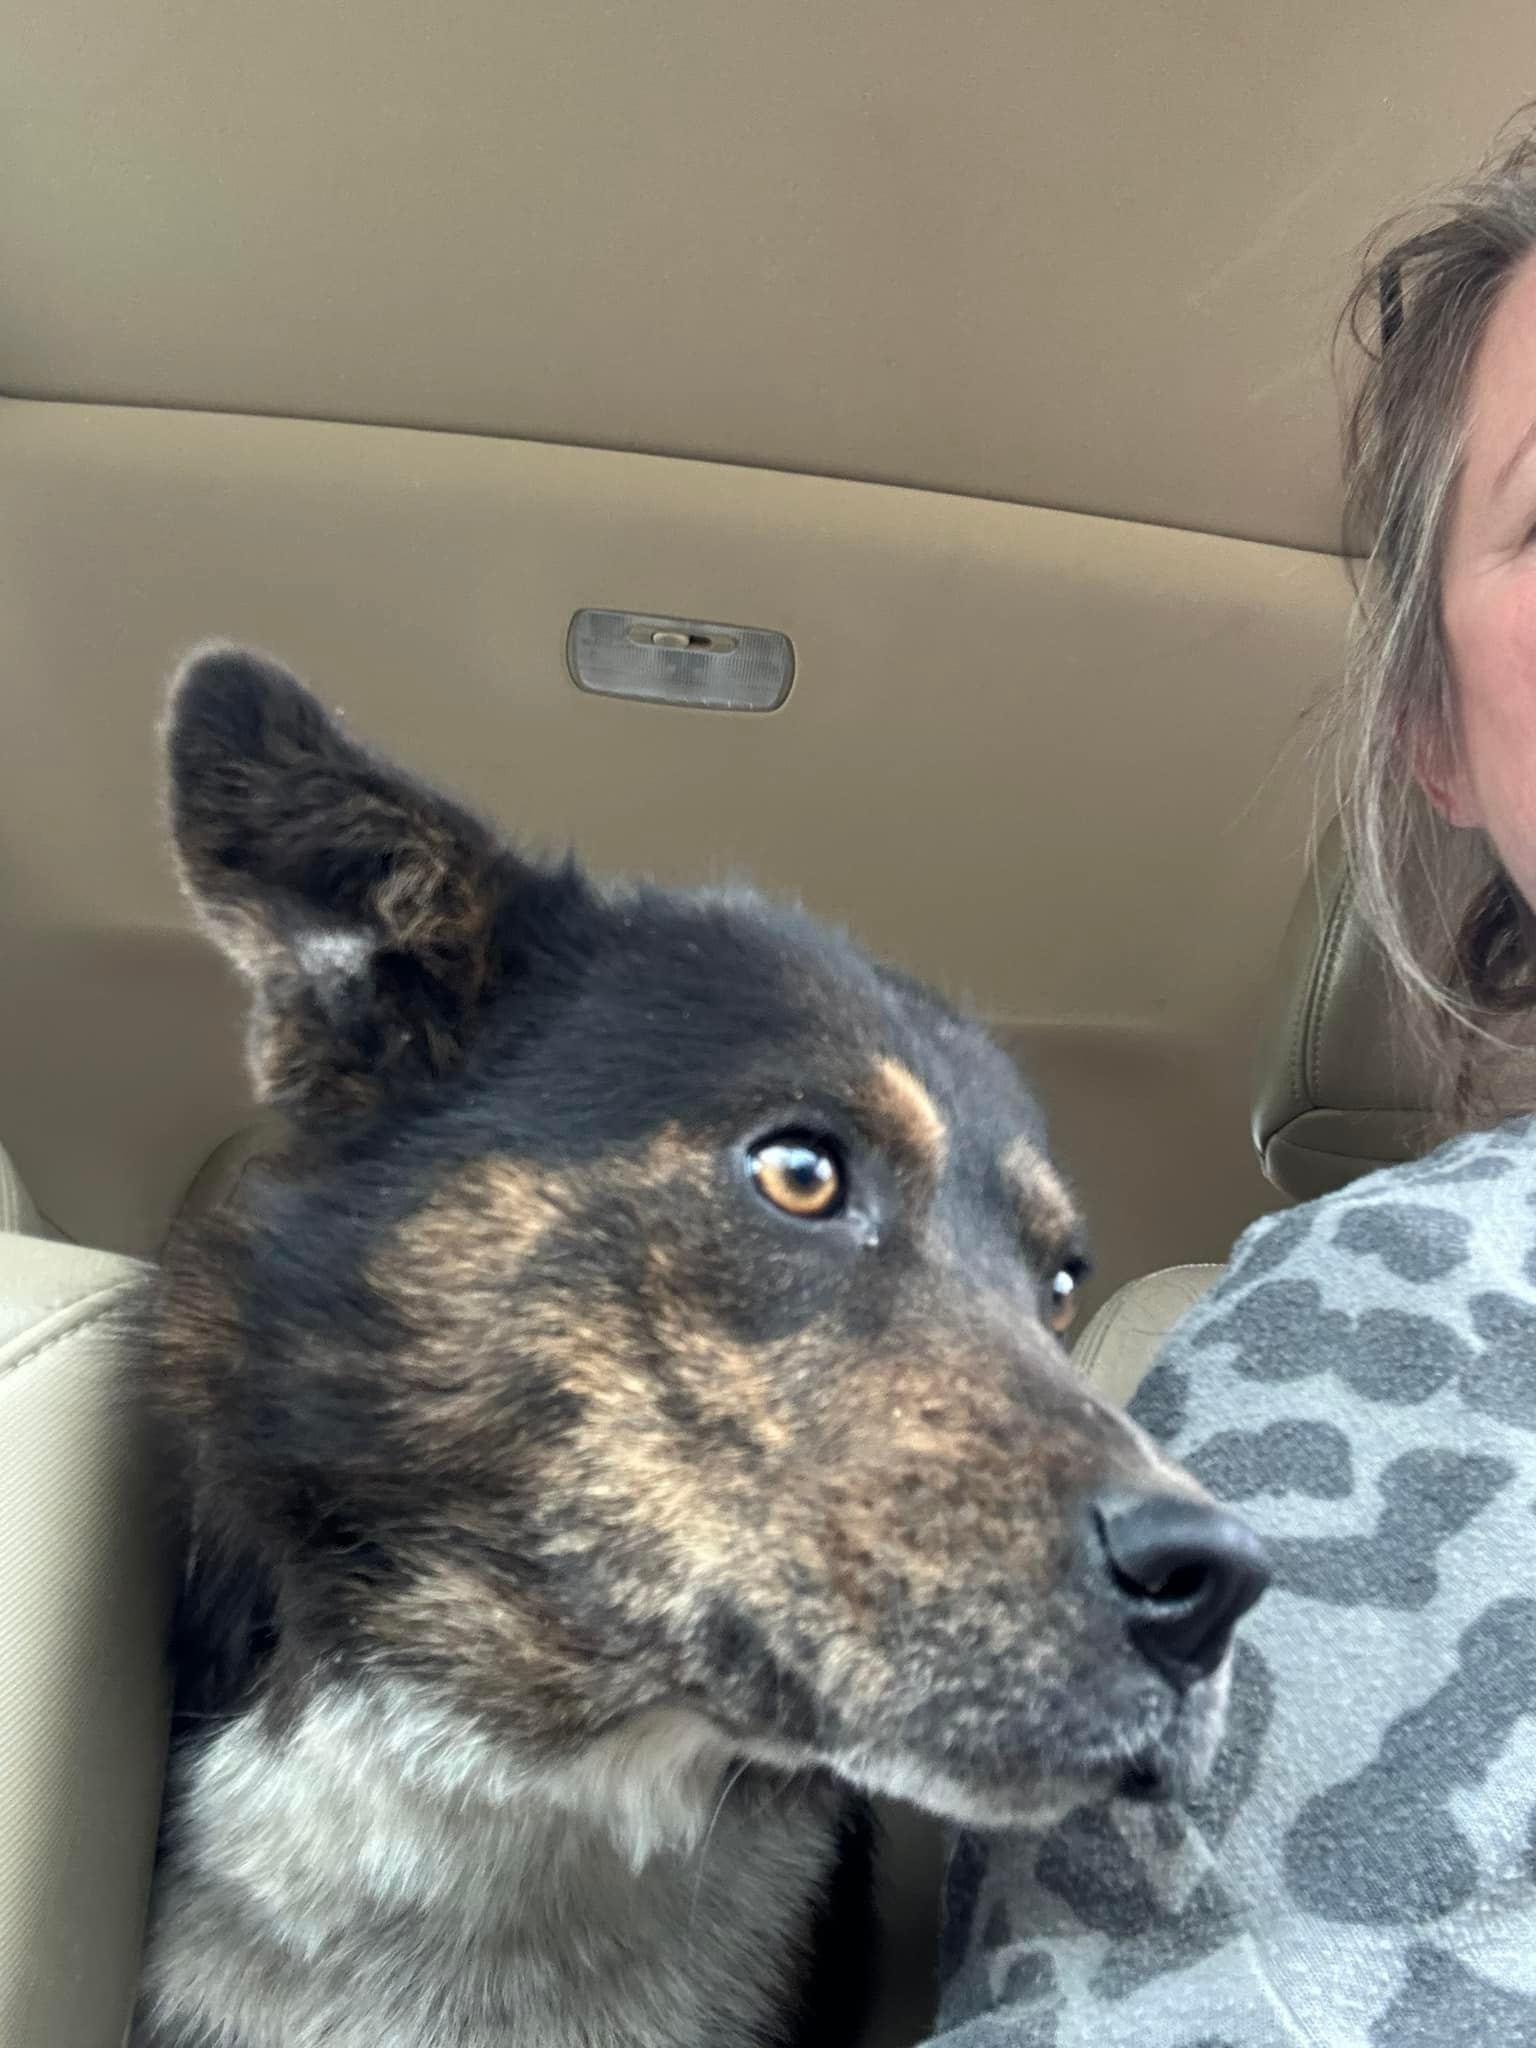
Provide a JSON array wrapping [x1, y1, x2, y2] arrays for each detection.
[[929, 127, 1536, 2047]]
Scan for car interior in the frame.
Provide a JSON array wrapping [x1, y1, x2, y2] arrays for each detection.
[[1, 5, 1527, 2041]]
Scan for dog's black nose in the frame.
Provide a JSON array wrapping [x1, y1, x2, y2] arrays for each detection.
[[1092, 1494, 1270, 1685]]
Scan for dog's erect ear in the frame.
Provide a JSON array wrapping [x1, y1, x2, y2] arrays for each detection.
[[166, 644, 541, 1119]]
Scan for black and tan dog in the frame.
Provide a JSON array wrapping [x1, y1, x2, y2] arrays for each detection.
[[133, 646, 1268, 2048]]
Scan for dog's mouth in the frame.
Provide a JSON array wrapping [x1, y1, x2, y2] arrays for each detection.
[[798, 1652, 1234, 1830]]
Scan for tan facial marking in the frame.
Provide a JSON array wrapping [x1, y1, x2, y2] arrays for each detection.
[[412, 1155, 564, 1270], [867, 1057, 949, 1175], [1001, 1136, 1079, 1252], [374, 1137, 798, 1529], [628, 1123, 716, 1192]]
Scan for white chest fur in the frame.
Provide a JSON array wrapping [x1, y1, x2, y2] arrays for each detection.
[[135, 1680, 839, 2048]]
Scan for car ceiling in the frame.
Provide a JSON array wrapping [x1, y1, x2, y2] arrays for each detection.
[[7, 0, 1526, 547], [1, 1, 1527, 1291]]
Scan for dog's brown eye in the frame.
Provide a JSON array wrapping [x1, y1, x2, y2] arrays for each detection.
[[749, 1135, 845, 1220], [1048, 1262, 1085, 1334]]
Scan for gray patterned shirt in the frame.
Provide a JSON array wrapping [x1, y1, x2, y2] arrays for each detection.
[[931, 1119, 1536, 2047]]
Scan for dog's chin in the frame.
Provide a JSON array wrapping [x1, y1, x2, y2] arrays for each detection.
[[816, 1655, 1234, 1832], [824, 1749, 1116, 1831]]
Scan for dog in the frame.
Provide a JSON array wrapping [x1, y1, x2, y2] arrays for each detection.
[[132, 644, 1268, 2048]]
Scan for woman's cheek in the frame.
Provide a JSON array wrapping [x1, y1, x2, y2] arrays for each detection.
[[1445, 563, 1536, 882]]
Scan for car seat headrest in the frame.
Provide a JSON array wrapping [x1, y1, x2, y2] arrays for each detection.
[[1252, 819, 1535, 1200]]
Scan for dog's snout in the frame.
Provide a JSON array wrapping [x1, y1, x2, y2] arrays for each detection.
[[1090, 1493, 1270, 1685]]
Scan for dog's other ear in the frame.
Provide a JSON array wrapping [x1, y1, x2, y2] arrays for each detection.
[[166, 644, 554, 1120]]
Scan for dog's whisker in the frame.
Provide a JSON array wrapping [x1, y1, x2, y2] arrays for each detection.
[[687, 1756, 754, 1940]]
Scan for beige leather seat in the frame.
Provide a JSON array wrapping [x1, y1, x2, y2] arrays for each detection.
[[1072, 821, 1535, 1407], [1073, 1262, 1227, 1408], [0, 1143, 172, 2048]]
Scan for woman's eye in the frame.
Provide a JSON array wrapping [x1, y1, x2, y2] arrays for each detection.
[[1048, 1265, 1082, 1334], [749, 1134, 846, 1220]]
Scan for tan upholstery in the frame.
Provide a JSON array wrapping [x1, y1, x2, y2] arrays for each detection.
[[1252, 821, 1536, 1201], [176, 1119, 282, 1226], [0, 1143, 172, 2048], [0, 1145, 47, 1239], [3, 1, 1525, 556], [1072, 1264, 1224, 1409], [2, 0, 1526, 1307], [0, 398, 1319, 1306], [1073, 813, 1536, 1401]]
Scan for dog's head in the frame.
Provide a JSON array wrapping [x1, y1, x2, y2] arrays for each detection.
[[158, 646, 1266, 1830]]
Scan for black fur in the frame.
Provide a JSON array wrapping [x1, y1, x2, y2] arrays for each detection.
[[794, 1798, 881, 2048]]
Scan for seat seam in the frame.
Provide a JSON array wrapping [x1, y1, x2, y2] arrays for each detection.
[[1302, 861, 1354, 1109], [1072, 1266, 1223, 1370], [1268, 1113, 1443, 1162], [0, 1280, 145, 1381], [1082, 1262, 1224, 1317], [1115, 1261, 1223, 1282]]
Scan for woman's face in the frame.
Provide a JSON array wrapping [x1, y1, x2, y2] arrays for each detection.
[[1434, 248, 1536, 906]]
